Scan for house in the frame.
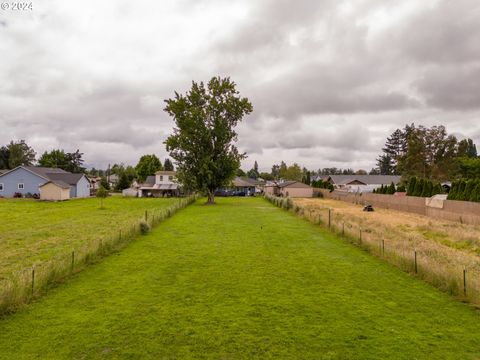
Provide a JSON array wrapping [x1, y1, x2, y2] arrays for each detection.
[[231, 177, 259, 195], [108, 174, 119, 189], [265, 181, 313, 198], [88, 176, 102, 191], [322, 175, 401, 193], [0, 166, 90, 199], [39, 181, 71, 201], [138, 171, 179, 197]]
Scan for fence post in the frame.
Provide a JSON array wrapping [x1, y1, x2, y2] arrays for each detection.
[[414, 250, 417, 274], [382, 239, 385, 256], [328, 208, 331, 229], [463, 267, 467, 296], [359, 229, 362, 244], [71, 251, 75, 273], [31, 266, 35, 297], [342, 222, 345, 237], [145, 210, 148, 222]]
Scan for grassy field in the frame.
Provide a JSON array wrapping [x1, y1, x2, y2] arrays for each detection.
[[293, 197, 480, 304], [0, 196, 178, 282], [0, 197, 479, 359]]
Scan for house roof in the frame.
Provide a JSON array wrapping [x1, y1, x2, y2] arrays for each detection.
[[0, 169, 7, 175], [0, 166, 70, 180], [145, 176, 156, 185], [140, 183, 178, 190], [232, 177, 256, 187], [155, 170, 176, 176], [277, 181, 312, 189], [46, 172, 86, 186], [39, 180, 71, 189], [0, 166, 88, 186], [327, 175, 401, 185]]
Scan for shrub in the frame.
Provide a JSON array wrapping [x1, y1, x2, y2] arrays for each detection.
[[139, 220, 151, 235], [407, 176, 417, 196], [413, 178, 424, 197]]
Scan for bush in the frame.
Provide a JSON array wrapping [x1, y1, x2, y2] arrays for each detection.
[[13, 192, 23, 198], [139, 220, 151, 235]]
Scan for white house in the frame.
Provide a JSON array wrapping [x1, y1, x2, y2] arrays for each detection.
[[137, 171, 179, 197]]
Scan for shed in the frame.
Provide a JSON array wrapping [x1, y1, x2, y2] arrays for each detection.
[[39, 181, 71, 201]]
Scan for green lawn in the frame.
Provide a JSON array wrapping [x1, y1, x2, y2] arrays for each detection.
[[0, 197, 479, 359], [0, 196, 178, 283]]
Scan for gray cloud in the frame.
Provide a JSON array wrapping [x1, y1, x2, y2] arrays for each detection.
[[1, 0, 480, 171]]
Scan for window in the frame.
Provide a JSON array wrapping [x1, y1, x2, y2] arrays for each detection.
[[0, 183, 3, 191], [168, 176, 173, 181], [160, 176, 163, 181], [18, 183, 24, 190]]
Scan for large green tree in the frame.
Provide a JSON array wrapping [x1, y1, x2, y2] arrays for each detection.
[[164, 77, 253, 204], [38, 149, 85, 173], [5, 140, 36, 169], [135, 155, 163, 182]]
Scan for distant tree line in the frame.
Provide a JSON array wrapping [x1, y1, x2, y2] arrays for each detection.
[[375, 124, 478, 181]]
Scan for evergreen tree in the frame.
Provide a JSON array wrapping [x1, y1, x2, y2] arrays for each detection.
[[432, 183, 443, 196], [115, 172, 131, 191], [413, 178, 424, 197], [471, 183, 480, 202], [421, 180, 433, 197], [457, 180, 467, 201], [163, 158, 174, 171], [387, 182, 396, 194], [407, 176, 417, 196], [448, 181, 457, 200], [463, 180, 476, 202]]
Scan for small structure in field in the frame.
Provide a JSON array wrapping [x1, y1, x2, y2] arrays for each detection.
[[265, 181, 313, 198], [39, 181, 71, 201]]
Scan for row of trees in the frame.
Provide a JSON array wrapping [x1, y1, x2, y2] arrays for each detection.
[[406, 177, 444, 197], [376, 124, 478, 181], [372, 182, 405, 194], [447, 180, 480, 202]]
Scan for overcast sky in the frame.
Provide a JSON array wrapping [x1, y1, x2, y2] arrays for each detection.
[[1, 0, 480, 172]]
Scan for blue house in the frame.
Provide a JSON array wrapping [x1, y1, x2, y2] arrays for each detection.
[[0, 166, 90, 198]]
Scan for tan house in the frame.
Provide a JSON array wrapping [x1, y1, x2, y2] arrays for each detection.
[[265, 181, 313, 198], [39, 181, 71, 201]]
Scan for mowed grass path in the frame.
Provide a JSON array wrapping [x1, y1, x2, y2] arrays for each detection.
[[0, 198, 479, 359], [0, 197, 177, 282]]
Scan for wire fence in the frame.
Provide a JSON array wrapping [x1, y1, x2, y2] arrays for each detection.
[[265, 194, 480, 307], [0, 195, 197, 316]]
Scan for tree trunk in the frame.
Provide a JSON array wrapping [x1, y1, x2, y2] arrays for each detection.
[[206, 190, 215, 204]]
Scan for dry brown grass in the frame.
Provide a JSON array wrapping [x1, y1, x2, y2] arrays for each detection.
[[290, 197, 480, 305]]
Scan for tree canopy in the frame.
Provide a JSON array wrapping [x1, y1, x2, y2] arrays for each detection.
[[0, 140, 36, 169], [38, 149, 85, 173], [135, 155, 163, 182], [164, 77, 253, 203]]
